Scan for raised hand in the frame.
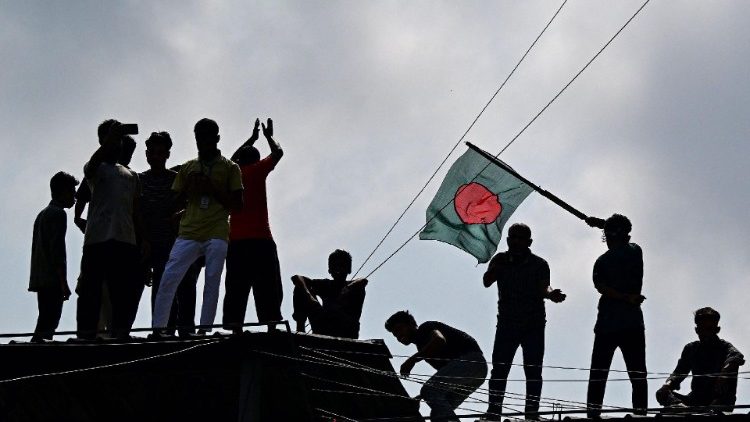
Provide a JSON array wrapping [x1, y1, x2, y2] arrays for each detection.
[[585, 216, 606, 229], [261, 118, 273, 139], [249, 118, 261, 143]]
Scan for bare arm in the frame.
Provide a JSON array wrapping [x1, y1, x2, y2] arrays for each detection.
[[231, 118, 261, 162], [595, 284, 645, 304], [262, 118, 284, 163], [400, 329, 447, 376], [74, 197, 87, 234], [84, 124, 121, 180], [347, 278, 368, 289], [483, 254, 504, 287]]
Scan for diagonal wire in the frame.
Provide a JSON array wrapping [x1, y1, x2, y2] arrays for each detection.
[[362, 0, 651, 280], [352, 0, 569, 278]]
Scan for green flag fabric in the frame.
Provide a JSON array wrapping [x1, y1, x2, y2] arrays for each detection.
[[419, 147, 534, 263]]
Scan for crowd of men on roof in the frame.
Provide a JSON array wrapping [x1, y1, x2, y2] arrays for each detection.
[[31, 118, 745, 422]]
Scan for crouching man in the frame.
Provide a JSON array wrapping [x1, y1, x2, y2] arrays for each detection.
[[292, 249, 367, 338], [385, 311, 487, 422], [657, 307, 745, 412]]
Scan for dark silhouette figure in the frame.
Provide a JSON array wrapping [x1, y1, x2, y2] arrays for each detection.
[[29, 171, 78, 342], [152, 118, 243, 333], [657, 307, 745, 412], [223, 118, 284, 332], [291, 250, 367, 338], [77, 120, 145, 339], [140, 132, 200, 336], [73, 136, 136, 233], [74, 135, 136, 335], [585, 214, 647, 417], [385, 311, 487, 422], [484, 223, 566, 420]]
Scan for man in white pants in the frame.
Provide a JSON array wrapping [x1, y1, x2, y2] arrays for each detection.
[[152, 118, 243, 334]]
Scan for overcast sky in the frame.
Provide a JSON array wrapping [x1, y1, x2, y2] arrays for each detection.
[[2, 0, 749, 417]]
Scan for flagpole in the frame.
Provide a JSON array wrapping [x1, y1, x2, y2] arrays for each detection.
[[465, 142, 588, 221]]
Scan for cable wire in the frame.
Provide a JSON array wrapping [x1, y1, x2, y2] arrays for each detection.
[[352, 0, 569, 278], [362, 0, 652, 280], [0, 339, 221, 384]]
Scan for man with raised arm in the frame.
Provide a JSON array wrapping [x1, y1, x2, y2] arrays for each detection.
[[29, 171, 78, 342], [657, 307, 745, 412], [77, 120, 144, 339], [223, 118, 284, 333], [152, 118, 243, 335], [385, 311, 487, 422], [585, 214, 647, 417], [74, 134, 137, 335], [483, 223, 566, 420], [291, 249, 367, 338]]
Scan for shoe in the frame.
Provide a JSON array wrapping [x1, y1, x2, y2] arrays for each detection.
[[148, 330, 174, 340], [178, 329, 196, 338], [483, 407, 504, 421]]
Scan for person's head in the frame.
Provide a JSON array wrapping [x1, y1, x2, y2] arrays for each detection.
[[119, 135, 136, 166], [145, 131, 173, 170], [97, 119, 119, 144], [97, 119, 122, 162], [506, 223, 532, 255], [385, 310, 418, 345], [328, 249, 352, 282], [194, 118, 220, 158], [50, 171, 79, 208], [236, 146, 261, 166], [603, 214, 631, 247], [694, 307, 721, 341]]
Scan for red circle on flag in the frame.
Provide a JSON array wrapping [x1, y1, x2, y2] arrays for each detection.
[[454, 182, 502, 224]]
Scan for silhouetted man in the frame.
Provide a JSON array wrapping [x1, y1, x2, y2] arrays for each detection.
[[657, 307, 745, 412], [385, 311, 487, 422], [484, 223, 566, 420], [585, 214, 647, 417], [140, 131, 200, 336], [223, 118, 284, 332], [292, 249, 367, 338], [29, 171, 78, 342], [74, 135, 136, 335], [152, 118, 243, 334], [77, 120, 144, 339], [74, 136, 136, 233]]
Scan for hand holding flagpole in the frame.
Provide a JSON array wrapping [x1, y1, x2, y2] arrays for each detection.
[[466, 142, 599, 225]]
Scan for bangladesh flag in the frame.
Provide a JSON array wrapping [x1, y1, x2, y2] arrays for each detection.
[[419, 146, 534, 263]]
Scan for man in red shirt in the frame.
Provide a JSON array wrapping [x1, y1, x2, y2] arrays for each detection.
[[223, 118, 284, 332]]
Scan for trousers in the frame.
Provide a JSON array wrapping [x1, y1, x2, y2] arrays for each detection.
[[587, 329, 648, 417], [152, 238, 227, 328], [421, 352, 488, 422], [488, 324, 545, 416]]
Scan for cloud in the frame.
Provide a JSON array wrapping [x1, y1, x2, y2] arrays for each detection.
[[2, 0, 750, 412]]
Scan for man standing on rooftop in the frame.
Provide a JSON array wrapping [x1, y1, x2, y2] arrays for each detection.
[[29, 171, 78, 342], [483, 223, 566, 420], [585, 214, 647, 418], [223, 118, 284, 333], [77, 120, 144, 340], [152, 118, 243, 334]]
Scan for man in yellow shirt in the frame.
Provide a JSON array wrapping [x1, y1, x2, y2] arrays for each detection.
[[152, 118, 243, 334]]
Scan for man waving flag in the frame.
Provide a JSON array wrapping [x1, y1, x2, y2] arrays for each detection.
[[420, 143, 589, 263], [419, 145, 533, 263]]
